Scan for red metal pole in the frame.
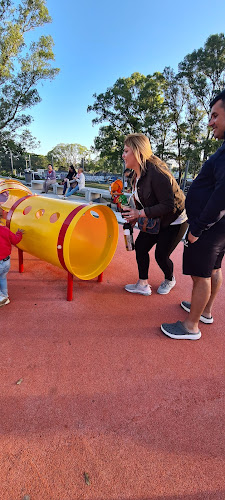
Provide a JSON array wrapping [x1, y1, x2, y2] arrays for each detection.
[[18, 248, 24, 273], [98, 272, 103, 282], [67, 272, 73, 301]]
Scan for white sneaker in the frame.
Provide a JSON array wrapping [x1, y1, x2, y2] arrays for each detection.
[[125, 281, 151, 296], [0, 297, 10, 307], [157, 276, 176, 294]]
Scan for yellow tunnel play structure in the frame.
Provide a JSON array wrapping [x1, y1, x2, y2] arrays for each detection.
[[0, 178, 119, 280]]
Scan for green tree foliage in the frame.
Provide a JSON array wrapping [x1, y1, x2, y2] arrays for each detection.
[[162, 67, 188, 178], [88, 72, 166, 170], [0, 0, 59, 133], [93, 126, 125, 173], [88, 34, 225, 180], [0, 134, 25, 174], [47, 143, 90, 168], [88, 72, 165, 134], [19, 129, 40, 151], [28, 153, 47, 170], [178, 33, 225, 162], [180, 101, 204, 178], [178, 34, 225, 111], [0, 127, 43, 174]]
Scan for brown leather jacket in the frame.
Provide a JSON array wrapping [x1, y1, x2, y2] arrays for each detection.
[[134, 158, 185, 227]]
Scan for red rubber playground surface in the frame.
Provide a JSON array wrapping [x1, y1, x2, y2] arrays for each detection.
[[1, 224, 225, 500]]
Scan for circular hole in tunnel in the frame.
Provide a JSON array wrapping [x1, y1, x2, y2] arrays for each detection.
[[0, 191, 9, 203], [35, 209, 45, 219], [50, 212, 60, 223], [23, 206, 32, 215], [90, 210, 99, 219]]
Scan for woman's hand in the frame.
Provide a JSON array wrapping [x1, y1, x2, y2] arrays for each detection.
[[123, 207, 140, 223]]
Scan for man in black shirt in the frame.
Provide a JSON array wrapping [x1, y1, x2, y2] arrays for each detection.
[[161, 89, 225, 340]]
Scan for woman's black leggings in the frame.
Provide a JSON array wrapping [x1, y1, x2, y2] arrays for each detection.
[[135, 221, 188, 280]]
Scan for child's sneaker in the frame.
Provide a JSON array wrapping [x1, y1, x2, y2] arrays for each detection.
[[0, 297, 10, 307]]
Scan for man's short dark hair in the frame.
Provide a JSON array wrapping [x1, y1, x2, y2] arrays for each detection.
[[210, 89, 225, 109]]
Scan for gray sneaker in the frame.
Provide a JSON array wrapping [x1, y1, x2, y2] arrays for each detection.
[[180, 301, 214, 324], [157, 276, 176, 294], [125, 281, 151, 296]]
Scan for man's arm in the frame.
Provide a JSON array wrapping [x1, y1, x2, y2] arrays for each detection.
[[189, 159, 225, 237]]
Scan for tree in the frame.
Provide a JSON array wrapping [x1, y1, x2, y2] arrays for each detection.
[[0, 135, 25, 174], [28, 153, 47, 170], [0, 128, 45, 174], [88, 34, 225, 179], [178, 33, 225, 161], [47, 143, 90, 168], [162, 67, 189, 181], [93, 126, 125, 173], [178, 34, 225, 112], [0, 0, 59, 133], [18, 129, 40, 152], [88, 72, 167, 167], [181, 100, 205, 178]]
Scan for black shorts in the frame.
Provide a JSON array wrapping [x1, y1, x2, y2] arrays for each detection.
[[183, 219, 225, 278]]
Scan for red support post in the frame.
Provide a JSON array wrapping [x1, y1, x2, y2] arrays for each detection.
[[67, 272, 73, 301], [18, 248, 24, 273], [98, 272, 103, 283]]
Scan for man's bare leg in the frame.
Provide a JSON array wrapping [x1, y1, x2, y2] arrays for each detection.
[[203, 268, 222, 318], [183, 276, 211, 333]]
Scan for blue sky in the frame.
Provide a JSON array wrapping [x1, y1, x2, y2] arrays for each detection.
[[27, 0, 225, 155]]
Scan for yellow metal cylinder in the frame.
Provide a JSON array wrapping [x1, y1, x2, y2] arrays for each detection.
[[0, 179, 118, 280]]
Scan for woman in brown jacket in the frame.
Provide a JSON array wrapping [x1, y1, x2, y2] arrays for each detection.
[[122, 133, 188, 296]]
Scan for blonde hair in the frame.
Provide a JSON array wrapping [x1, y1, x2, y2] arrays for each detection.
[[124, 134, 152, 172], [124, 133, 173, 180]]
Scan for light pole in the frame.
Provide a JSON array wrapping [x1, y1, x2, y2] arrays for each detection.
[[182, 160, 190, 192], [9, 149, 14, 175]]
